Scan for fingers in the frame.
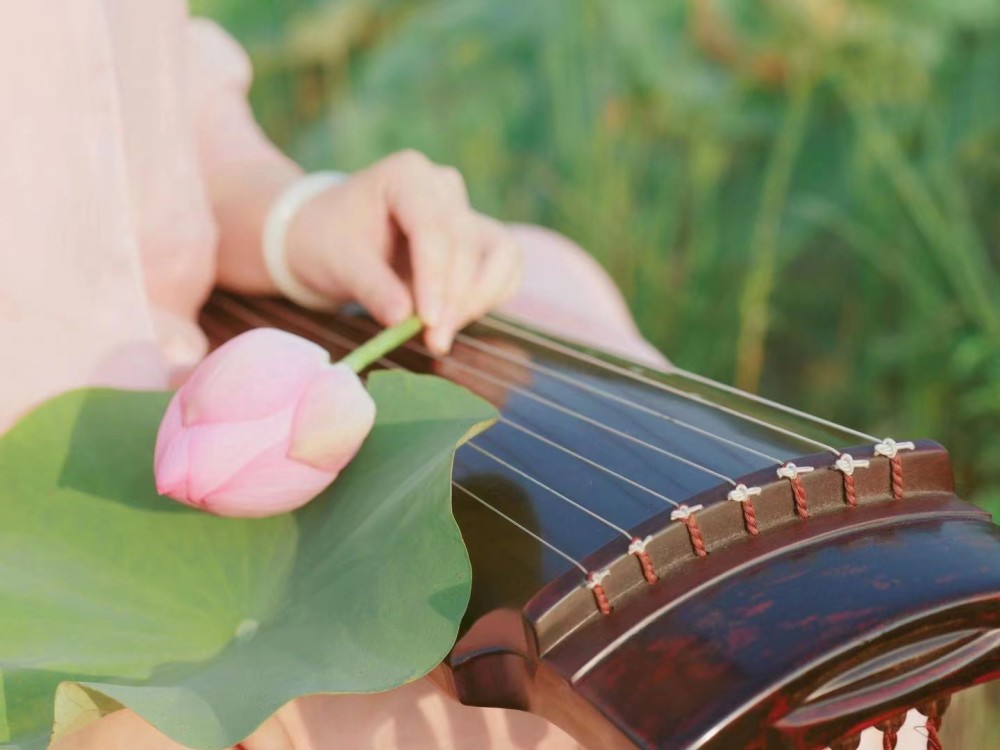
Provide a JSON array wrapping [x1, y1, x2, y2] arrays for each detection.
[[462, 216, 522, 323], [378, 152, 522, 352], [282, 149, 520, 344], [430, 215, 478, 352], [430, 168, 476, 350], [423, 214, 521, 353], [380, 151, 453, 331]]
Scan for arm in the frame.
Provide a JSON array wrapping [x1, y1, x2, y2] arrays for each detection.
[[187, 19, 301, 296]]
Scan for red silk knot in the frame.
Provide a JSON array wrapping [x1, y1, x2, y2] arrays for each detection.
[[791, 477, 809, 517], [918, 696, 950, 750], [591, 584, 612, 615], [728, 484, 761, 537], [875, 438, 916, 500], [741, 499, 759, 536], [671, 504, 707, 557], [629, 537, 658, 583], [924, 718, 943, 750], [686, 519, 708, 556], [778, 463, 813, 519], [834, 453, 868, 507], [877, 713, 906, 750], [587, 570, 613, 615], [843, 473, 858, 507], [890, 455, 905, 501], [874, 438, 914, 501]]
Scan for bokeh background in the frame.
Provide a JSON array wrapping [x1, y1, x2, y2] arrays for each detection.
[[194, 0, 1000, 515]]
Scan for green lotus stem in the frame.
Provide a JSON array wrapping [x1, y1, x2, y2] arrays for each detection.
[[340, 315, 423, 373]]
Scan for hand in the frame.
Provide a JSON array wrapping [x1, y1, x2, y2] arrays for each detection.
[[284, 150, 522, 354]]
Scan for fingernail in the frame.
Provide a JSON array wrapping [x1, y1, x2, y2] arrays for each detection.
[[422, 295, 444, 328], [429, 328, 452, 354]]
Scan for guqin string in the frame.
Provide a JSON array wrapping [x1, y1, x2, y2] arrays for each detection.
[[235, 298, 677, 583], [338, 311, 815, 534], [450, 482, 589, 575], [450, 482, 615, 615], [477, 317, 915, 503], [453, 333, 788, 465], [309, 307, 749, 548], [475, 318, 846, 454], [465, 442, 636, 539], [497, 418, 679, 508], [208, 298, 624, 607], [210, 296, 907, 614], [451, 329, 817, 513], [449, 329, 799, 524], [240, 298, 881, 553]]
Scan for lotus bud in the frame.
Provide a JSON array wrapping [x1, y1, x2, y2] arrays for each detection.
[[154, 328, 376, 517]]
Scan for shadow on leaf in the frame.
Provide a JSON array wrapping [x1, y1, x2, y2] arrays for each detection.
[[57, 389, 188, 514]]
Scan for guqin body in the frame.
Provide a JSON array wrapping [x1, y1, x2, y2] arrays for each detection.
[[203, 294, 1000, 750]]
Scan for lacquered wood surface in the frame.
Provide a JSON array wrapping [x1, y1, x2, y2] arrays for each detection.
[[201, 294, 1000, 749], [547, 496, 1000, 749], [520, 440, 957, 653]]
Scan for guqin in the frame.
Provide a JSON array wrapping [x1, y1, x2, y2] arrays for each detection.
[[202, 294, 1000, 750]]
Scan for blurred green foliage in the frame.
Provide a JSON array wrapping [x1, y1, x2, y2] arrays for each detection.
[[193, 0, 1000, 510]]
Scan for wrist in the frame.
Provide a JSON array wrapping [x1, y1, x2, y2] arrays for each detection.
[[262, 170, 348, 309]]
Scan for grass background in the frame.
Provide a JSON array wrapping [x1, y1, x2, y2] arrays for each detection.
[[191, 1, 1000, 742], [193, 0, 1000, 514]]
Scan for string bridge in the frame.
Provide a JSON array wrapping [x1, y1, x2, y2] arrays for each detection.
[[526, 439, 956, 655]]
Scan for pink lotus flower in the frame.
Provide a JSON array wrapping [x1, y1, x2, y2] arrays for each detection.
[[154, 328, 376, 517]]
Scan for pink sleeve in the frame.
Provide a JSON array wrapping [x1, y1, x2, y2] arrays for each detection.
[[0, 2, 166, 433], [187, 18, 291, 175]]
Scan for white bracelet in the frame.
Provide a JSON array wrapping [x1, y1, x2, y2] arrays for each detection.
[[263, 170, 348, 309]]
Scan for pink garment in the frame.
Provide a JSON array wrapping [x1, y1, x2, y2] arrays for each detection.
[[0, 0, 250, 431], [502, 225, 666, 368]]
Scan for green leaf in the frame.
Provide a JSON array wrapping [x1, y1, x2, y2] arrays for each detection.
[[0, 669, 9, 743], [0, 372, 496, 750]]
